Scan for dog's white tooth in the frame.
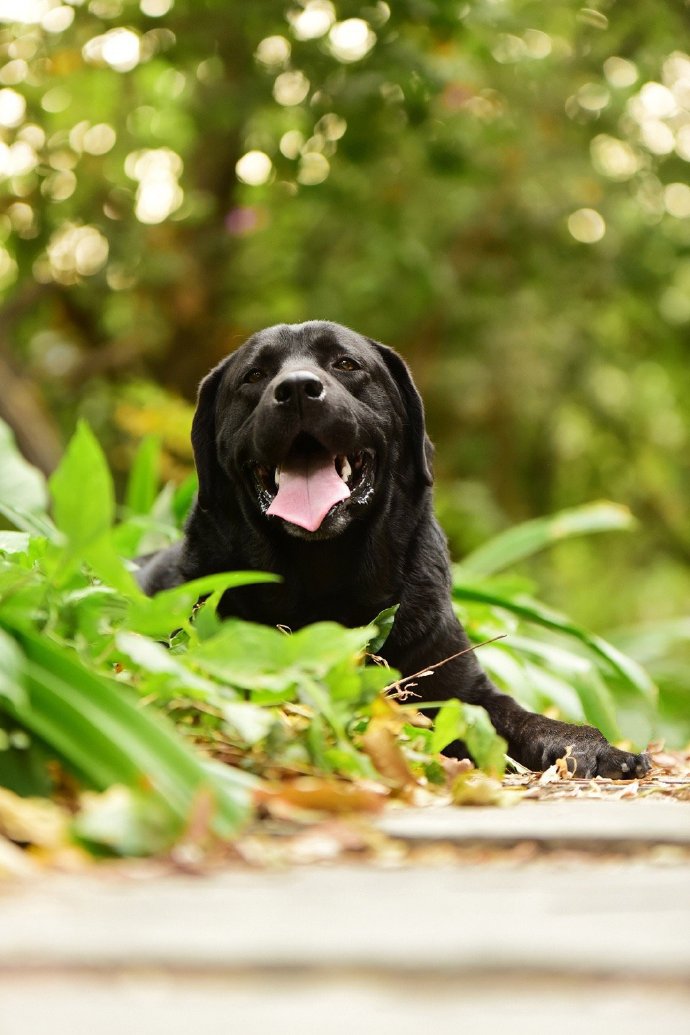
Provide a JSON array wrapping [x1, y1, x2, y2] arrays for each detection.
[[275, 467, 280, 487], [340, 457, 352, 484]]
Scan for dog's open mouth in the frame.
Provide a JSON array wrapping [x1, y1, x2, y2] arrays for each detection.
[[250, 437, 375, 533]]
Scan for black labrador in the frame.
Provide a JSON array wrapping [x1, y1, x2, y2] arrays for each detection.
[[137, 321, 650, 779]]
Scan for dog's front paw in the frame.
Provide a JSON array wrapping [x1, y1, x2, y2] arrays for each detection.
[[525, 718, 650, 780]]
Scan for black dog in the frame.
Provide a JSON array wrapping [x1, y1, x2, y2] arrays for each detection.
[[137, 321, 649, 779]]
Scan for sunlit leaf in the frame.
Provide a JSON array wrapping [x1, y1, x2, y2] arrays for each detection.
[[457, 502, 636, 578], [125, 435, 161, 516], [453, 582, 657, 708], [0, 421, 48, 516], [0, 627, 26, 709]]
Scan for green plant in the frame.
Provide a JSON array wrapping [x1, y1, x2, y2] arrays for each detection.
[[0, 420, 662, 857]]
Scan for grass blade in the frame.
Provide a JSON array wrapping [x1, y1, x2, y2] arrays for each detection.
[[125, 435, 161, 517], [5, 628, 252, 841], [457, 501, 635, 578], [453, 582, 657, 706]]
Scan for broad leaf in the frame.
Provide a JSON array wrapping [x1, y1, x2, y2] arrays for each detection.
[[50, 421, 115, 546]]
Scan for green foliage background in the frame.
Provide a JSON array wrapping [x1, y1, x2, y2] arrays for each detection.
[[0, 0, 689, 750]]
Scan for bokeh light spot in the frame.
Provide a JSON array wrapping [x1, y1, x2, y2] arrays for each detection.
[[523, 29, 552, 59], [0, 88, 26, 128], [236, 150, 272, 186], [273, 70, 310, 106], [328, 19, 376, 63], [639, 81, 677, 118], [84, 29, 142, 73], [255, 36, 291, 69], [590, 135, 640, 180], [640, 120, 675, 155], [140, 0, 173, 15], [297, 152, 329, 185], [567, 208, 606, 243], [664, 182, 690, 219], [42, 5, 75, 32], [46, 223, 109, 283], [83, 123, 117, 155], [289, 1, 335, 41], [279, 130, 304, 160], [41, 87, 72, 113], [0, 60, 28, 86], [603, 56, 639, 88], [577, 83, 610, 112]]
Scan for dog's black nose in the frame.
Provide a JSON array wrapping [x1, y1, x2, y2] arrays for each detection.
[[274, 370, 325, 405]]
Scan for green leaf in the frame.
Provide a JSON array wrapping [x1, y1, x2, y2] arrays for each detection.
[[0, 531, 30, 555], [73, 785, 177, 856], [0, 420, 48, 514], [504, 634, 618, 736], [367, 604, 399, 654], [457, 502, 635, 578], [570, 670, 619, 742], [4, 629, 251, 847], [172, 473, 198, 527], [127, 571, 279, 639], [430, 698, 464, 754], [115, 630, 219, 697], [190, 619, 300, 692], [222, 701, 276, 745], [0, 626, 26, 709], [0, 502, 59, 541], [48, 422, 141, 596], [289, 622, 374, 672], [428, 699, 506, 776], [50, 421, 114, 546], [453, 582, 657, 707], [462, 704, 507, 778], [125, 435, 161, 516]]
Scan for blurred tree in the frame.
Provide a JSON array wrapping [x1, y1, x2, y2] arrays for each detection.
[[0, 0, 689, 642]]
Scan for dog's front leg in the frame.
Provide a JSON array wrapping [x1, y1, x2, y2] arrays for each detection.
[[383, 610, 650, 780], [469, 673, 651, 779]]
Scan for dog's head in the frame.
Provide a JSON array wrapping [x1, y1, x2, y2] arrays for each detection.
[[191, 321, 433, 540]]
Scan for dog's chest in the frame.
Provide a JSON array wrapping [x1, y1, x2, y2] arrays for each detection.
[[218, 576, 394, 632]]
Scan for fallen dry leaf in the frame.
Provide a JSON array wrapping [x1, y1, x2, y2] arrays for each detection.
[[362, 721, 417, 790], [0, 834, 39, 879], [538, 764, 563, 786], [0, 787, 68, 849], [256, 777, 389, 815], [451, 770, 517, 807]]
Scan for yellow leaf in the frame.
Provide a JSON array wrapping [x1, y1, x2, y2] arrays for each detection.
[[362, 721, 416, 789]]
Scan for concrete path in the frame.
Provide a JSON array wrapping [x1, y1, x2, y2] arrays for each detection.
[[1, 798, 689, 1035]]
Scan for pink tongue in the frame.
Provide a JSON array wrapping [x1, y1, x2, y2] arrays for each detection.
[[267, 452, 350, 532]]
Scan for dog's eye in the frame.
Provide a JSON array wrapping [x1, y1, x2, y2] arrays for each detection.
[[244, 368, 265, 384], [333, 357, 360, 372]]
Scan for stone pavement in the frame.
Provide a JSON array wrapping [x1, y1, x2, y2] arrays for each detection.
[[1, 797, 689, 1035]]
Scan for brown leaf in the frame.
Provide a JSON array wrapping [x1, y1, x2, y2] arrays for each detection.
[[362, 721, 417, 789], [555, 744, 577, 779], [256, 777, 388, 815], [440, 756, 475, 785]]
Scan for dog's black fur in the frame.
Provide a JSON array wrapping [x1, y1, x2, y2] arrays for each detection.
[[137, 321, 649, 779]]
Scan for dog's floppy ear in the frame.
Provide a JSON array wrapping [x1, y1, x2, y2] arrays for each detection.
[[368, 339, 433, 486], [191, 357, 232, 511]]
